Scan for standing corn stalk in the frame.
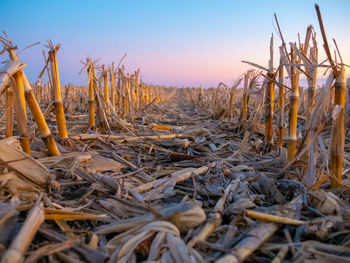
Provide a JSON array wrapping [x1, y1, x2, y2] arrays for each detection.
[[117, 69, 122, 112], [95, 68, 107, 129], [134, 69, 140, 109], [80, 58, 96, 128], [110, 63, 116, 113], [149, 85, 153, 103], [315, 4, 345, 187], [89, 64, 96, 128], [5, 86, 14, 137], [265, 34, 275, 148], [125, 78, 130, 115], [142, 82, 148, 104], [89, 65, 96, 127], [3, 36, 60, 156], [83, 58, 96, 129], [198, 86, 204, 107], [128, 76, 135, 114], [12, 72, 30, 154], [287, 46, 299, 161], [213, 86, 219, 116], [122, 78, 128, 116], [227, 78, 242, 121], [48, 41, 68, 141], [34, 79, 42, 101], [274, 14, 299, 161], [25, 89, 61, 156], [117, 67, 127, 116], [301, 26, 316, 125], [277, 58, 285, 149], [228, 89, 234, 121], [102, 64, 110, 114], [329, 65, 346, 188], [294, 26, 317, 187], [241, 72, 249, 126]]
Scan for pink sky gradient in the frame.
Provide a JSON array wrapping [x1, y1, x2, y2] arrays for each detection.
[[1, 0, 350, 87]]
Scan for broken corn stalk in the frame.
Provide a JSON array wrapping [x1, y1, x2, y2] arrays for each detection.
[[48, 44, 68, 140], [149, 124, 172, 131]]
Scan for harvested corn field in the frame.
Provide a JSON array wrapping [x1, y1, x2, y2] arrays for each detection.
[[1, 2, 350, 263]]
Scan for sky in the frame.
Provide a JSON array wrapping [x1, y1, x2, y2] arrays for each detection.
[[1, 0, 350, 88]]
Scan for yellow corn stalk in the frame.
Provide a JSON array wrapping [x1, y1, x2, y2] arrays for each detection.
[[277, 60, 285, 149], [122, 79, 128, 115], [48, 44, 68, 140], [110, 63, 116, 112], [102, 64, 110, 114], [330, 66, 345, 187], [265, 73, 275, 146], [265, 35, 275, 147], [5, 88, 14, 137], [134, 70, 140, 109], [315, 4, 346, 187], [25, 90, 60, 156], [93, 67, 106, 129], [241, 72, 249, 130], [12, 72, 30, 154], [228, 90, 234, 121], [143, 83, 148, 103], [287, 47, 299, 161], [117, 72, 122, 111], [149, 85, 153, 102], [8, 47, 59, 156], [87, 63, 95, 128]]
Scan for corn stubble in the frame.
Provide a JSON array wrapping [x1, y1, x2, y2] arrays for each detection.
[[0, 4, 349, 263]]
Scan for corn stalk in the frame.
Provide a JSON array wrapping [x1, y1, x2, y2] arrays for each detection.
[[277, 59, 285, 149], [87, 61, 96, 128], [287, 46, 300, 161], [5, 87, 14, 137], [315, 4, 345, 187], [241, 73, 249, 125], [8, 45, 60, 156], [265, 34, 274, 147], [48, 42, 68, 140], [12, 72, 30, 154], [102, 64, 110, 114], [110, 63, 116, 112]]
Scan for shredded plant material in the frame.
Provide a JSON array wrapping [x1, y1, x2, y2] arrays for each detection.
[[1, 4, 350, 263]]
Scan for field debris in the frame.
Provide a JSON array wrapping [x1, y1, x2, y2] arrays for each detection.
[[1, 4, 350, 263]]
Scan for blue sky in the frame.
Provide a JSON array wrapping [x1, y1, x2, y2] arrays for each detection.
[[1, 0, 349, 87]]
